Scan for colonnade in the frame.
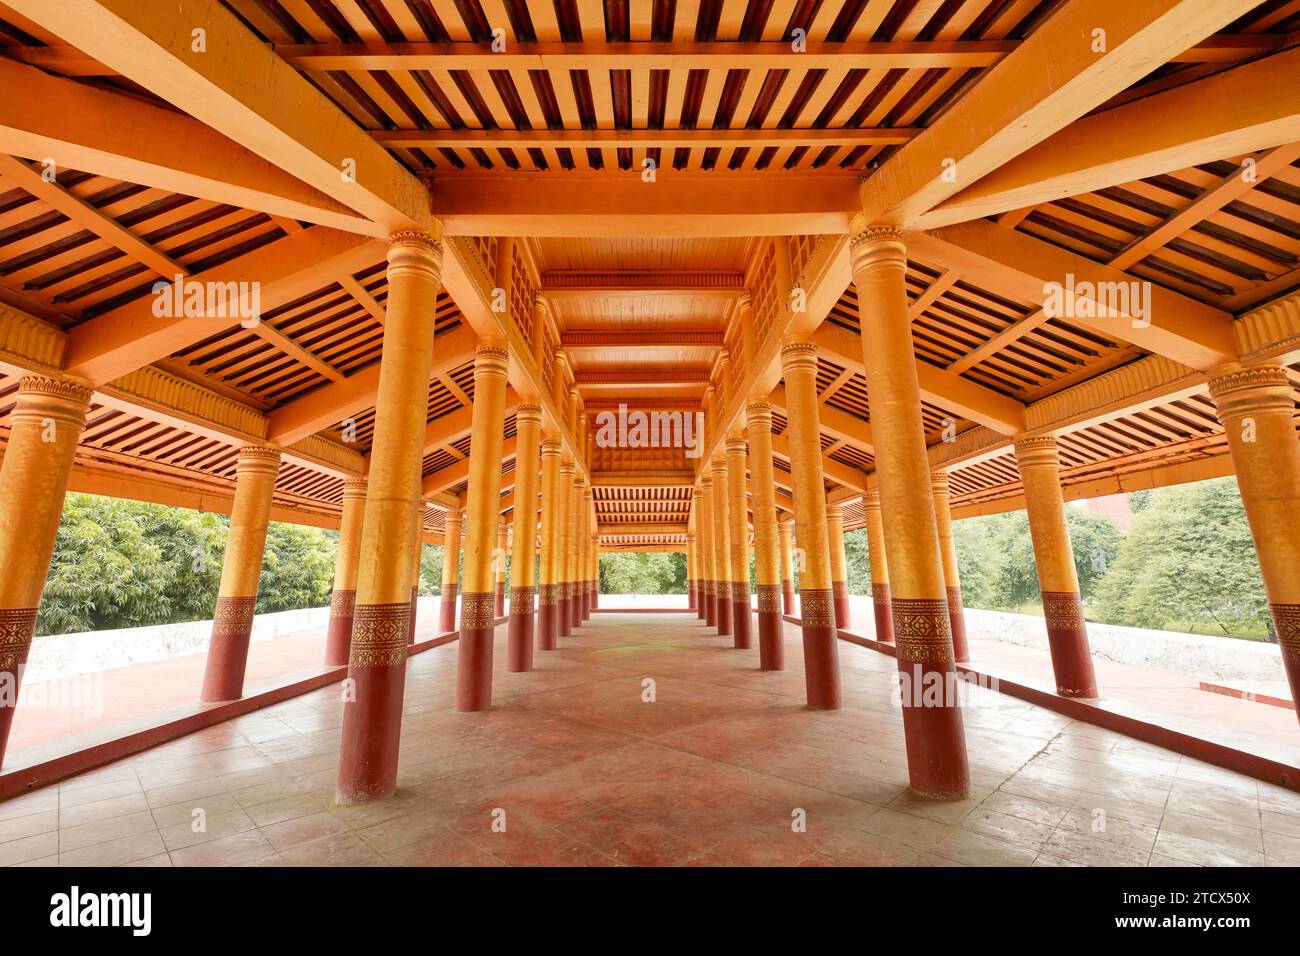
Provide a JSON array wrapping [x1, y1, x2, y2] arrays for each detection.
[[2, 224, 1300, 813]]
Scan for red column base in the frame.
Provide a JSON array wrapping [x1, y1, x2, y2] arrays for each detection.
[[0, 607, 37, 767], [782, 582, 796, 615], [731, 585, 752, 649], [1269, 603, 1300, 726], [200, 595, 256, 702], [506, 586, 535, 672], [494, 582, 505, 618], [335, 602, 409, 804], [1042, 590, 1099, 698], [407, 585, 417, 644], [872, 582, 895, 643], [798, 588, 842, 709], [456, 593, 496, 711], [705, 587, 716, 626], [324, 589, 355, 666], [716, 585, 733, 636], [438, 583, 457, 633], [558, 586, 572, 637], [756, 585, 783, 670], [892, 597, 971, 800], [537, 586, 558, 650], [688, 583, 697, 610], [832, 580, 851, 629]]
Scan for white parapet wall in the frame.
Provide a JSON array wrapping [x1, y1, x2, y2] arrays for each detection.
[[841, 594, 1285, 683], [24, 596, 440, 685]]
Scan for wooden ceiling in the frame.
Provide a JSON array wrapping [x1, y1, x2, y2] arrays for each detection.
[[0, 0, 1298, 545]]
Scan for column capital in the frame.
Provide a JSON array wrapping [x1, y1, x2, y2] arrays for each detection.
[[849, 224, 907, 278], [540, 437, 563, 457], [236, 444, 282, 477], [725, 436, 747, 456], [1208, 361, 1293, 418], [342, 476, 368, 498], [779, 338, 818, 373], [930, 470, 951, 493], [744, 401, 773, 426], [863, 488, 881, 510], [443, 507, 463, 526], [736, 289, 753, 313], [516, 403, 543, 426], [474, 343, 510, 375], [825, 500, 844, 521], [1014, 435, 1060, 469], [710, 454, 727, 473], [691, 485, 703, 500], [699, 474, 713, 489], [559, 459, 576, 476], [386, 230, 444, 280], [12, 375, 93, 429]]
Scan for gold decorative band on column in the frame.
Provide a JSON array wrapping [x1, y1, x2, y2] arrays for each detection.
[[872, 582, 890, 602], [1042, 590, 1087, 631], [1269, 604, 1300, 663], [0, 607, 38, 670], [510, 586, 535, 613], [349, 603, 410, 667], [440, 582, 457, 601], [849, 224, 906, 250], [539, 583, 559, 606], [890, 598, 954, 663], [718, 580, 731, 601], [1208, 363, 1292, 401], [330, 589, 356, 616], [755, 584, 782, 612], [211, 595, 256, 640], [733, 583, 750, 602], [800, 589, 836, 628], [460, 593, 496, 630], [946, 586, 963, 610], [388, 230, 444, 255], [473, 343, 511, 373]]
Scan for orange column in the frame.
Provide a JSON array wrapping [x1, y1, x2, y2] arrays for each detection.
[[200, 444, 280, 701], [697, 479, 716, 626], [495, 517, 508, 618], [557, 460, 574, 637], [455, 343, 510, 711], [851, 224, 968, 799], [406, 503, 423, 643], [862, 490, 894, 644], [710, 454, 733, 637], [337, 229, 442, 804], [746, 402, 783, 670], [507, 404, 542, 671], [826, 501, 851, 628], [537, 438, 563, 650], [1211, 362, 1300, 721], [0, 376, 92, 768], [438, 507, 462, 632], [778, 518, 796, 615], [325, 477, 368, 665], [590, 530, 600, 610], [931, 471, 969, 662], [1014, 437, 1098, 698], [779, 339, 841, 709], [583, 486, 595, 619], [726, 435, 753, 649]]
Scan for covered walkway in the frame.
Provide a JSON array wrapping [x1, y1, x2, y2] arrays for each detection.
[[3, 612, 1298, 868]]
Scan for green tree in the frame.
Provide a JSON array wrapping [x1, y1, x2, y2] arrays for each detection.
[[1093, 478, 1269, 638], [597, 552, 685, 594], [255, 523, 337, 614]]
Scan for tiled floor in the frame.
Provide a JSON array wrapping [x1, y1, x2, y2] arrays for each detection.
[[2, 611, 1298, 867]]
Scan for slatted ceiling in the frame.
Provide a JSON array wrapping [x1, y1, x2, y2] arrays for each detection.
[[450, 434, 473, 457], [814, 357, 843, 393], [830, 443, 873, 470], [423, 447, 458, 474], [825, 373, 870, 420], [769, 409, 788, 435]]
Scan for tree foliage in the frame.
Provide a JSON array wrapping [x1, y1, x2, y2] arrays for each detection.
[[37, 494, 338, 635], [598, 552, 686, 594]]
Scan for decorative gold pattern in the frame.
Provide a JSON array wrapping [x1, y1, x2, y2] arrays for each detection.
[[539, 584, 558, 606], [1042, 591, 1086, 631], [946, 586, 963, 611], [330, 589, 356, 616], [440, 582, 457, 601], [1269, 603, 1300, 662], [17, 375, 93, 405], [211, 596, 256, 640], [1208, 364, 1290, 398], [389, 231, 443, 253], [510, 586, 535, 613], [0, 607, 38, 671], [850, 225, 906, 248], [461, 592, 496, 629], [891, 598, 953, 663], [800, 589, 836, 627], [732, 583, 750, 604], [350, 603, 410, 667], [756, 585, 782, 612], [872, 583, 891, 603]]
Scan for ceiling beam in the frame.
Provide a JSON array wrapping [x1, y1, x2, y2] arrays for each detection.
[[812, 321, 1027, 434], [7, 0, 430, 231], [576, 368, 709, 385], [920, 45, 1300, 229], [376, 128, 917, 149], [907, 222, 1237, 370], [429, 172, 859, 238], [63, 229, 384, 385], [422, 436, 517, 496], [769, 384, 876, 453], [562, 331, 725, 349], [857, 0, 1257, 226], [267, 322, 477, 447], [0, 57, 375, 236]]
